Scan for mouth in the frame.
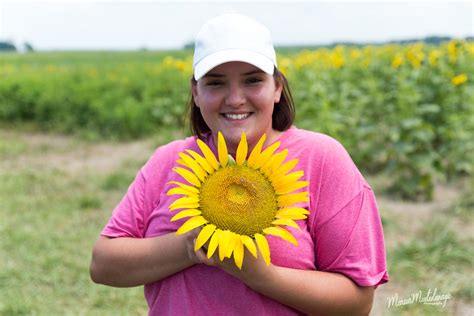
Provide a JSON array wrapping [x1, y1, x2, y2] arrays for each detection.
[[221, 113, 252, 121]]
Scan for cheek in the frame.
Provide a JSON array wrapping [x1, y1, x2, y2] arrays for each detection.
[[198, 91, 222, 109], [197, 95, 222, 125], [249, 90, 276, 111]]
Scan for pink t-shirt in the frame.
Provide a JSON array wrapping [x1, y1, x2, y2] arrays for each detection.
[[101, 127, 389, 315]]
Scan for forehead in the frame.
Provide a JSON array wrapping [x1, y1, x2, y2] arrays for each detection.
[[205, 62, 264, 77]]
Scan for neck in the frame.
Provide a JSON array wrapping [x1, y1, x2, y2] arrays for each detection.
[[210, 129, 285, 158]]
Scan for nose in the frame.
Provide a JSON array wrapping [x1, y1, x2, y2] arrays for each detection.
[[225, 83, 245, 108]]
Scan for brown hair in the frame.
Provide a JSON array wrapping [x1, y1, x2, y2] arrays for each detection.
[[187, 68, 295, 138]]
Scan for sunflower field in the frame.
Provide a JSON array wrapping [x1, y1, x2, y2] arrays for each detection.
[[0, 40, 473, 200]]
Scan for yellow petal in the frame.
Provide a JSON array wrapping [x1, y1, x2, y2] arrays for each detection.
[[179, 153, 207, 181], [226, 232, 238, 258], [219, 230, 231, 261], [254, 233, 271, 265], [173, 167, 201, 187], [275, 212, 307, 220], [254, 141, 280, 169], [277, 192, 309, 208], [236, 132, 248, 166], [241, 235, 257, 258], [217, 131, 228, 168], [167, 181, 199, 194], [263, 226, 298, 246], [233, 237, 244, 270], [186, 150, 215, 174], [275, 207, 310, 220], [177, 159, 188, 168], [197, 139, 219, 170], [169, 195, 199, 205], [166, 187, 199, 198], [169, 196, 199, 210], [275, 181, 310, 195], [272, 159, 299, 178], [170, 209, 201, 221], [194, 224, 216, 252], [247, 134, 266, 167], [176, 216, 207, 235], [279, 207, 310, 215], [169, 202, 199, 211], [207, 229, 221, 258], [261, 149, 288, 175], [271, 218, 301, 230], [272, 170, 304, 188]]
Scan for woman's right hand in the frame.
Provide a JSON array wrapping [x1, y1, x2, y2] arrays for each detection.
[[183, 228, 204, 264]]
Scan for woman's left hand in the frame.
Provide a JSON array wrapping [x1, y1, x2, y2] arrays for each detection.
[[192, 239, 276, 289]]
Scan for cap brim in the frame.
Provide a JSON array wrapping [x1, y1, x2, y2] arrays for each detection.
[[194, 49, 275, 80]]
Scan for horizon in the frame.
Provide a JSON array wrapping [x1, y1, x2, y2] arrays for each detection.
[[3, 35, 473, 53]]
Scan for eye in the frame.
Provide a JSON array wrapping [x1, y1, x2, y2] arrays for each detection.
[[245, 76, 263, 84], [206, 80, 224, 87]]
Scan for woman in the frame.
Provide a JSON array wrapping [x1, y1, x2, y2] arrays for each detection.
[[90, 13, 388, 315]]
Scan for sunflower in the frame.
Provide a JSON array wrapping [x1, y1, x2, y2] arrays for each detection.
[[167, 132, 309, 269]]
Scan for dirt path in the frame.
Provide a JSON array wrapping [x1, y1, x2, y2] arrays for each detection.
[[0, 129, 156, 175]]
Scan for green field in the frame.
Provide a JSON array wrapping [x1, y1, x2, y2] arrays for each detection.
[[0, 42, 473, 314], [1, 41, 473, 200]]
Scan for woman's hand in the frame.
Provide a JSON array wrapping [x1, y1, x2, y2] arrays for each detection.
[[189, 232, 276, 289], [181, 228, 202, 264]]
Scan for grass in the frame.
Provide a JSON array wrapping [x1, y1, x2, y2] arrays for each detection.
[[0, 128, 472, 315], [375, 179, 474, 315], [448, 187, 474, 222], [388, 220, 473, 299], [0, 133, 148, 315], [0, 168, 147, 315]]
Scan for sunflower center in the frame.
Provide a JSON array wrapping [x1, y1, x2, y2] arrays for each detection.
[[199, 164, 277, 236], [227, 183, 252, 205]]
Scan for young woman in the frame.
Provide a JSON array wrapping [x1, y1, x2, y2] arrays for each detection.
[[90, 13, 388, 315]]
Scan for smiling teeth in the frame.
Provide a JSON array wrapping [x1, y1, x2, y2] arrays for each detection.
[[224, 113, 250, 120]]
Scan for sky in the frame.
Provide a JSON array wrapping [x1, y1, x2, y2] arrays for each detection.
[[0, 0, 473, 50]]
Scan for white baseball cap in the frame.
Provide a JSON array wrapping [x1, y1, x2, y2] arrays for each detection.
[[193, 13, 277, 80]]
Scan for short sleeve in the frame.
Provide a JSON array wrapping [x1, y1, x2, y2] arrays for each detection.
[[314, 184, 389, 287], [99, 137, 194, 239], [101, 168, 148, 238], [305, 133, 389, 287]]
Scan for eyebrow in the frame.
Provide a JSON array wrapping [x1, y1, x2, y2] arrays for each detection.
[[203, 73, 225, 78], [203, 69, 265, 78], [243, 69, 265, 75]]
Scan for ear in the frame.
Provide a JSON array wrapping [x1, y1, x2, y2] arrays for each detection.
[[192, 81, 200, 108], [274, 79, 283, 104]]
